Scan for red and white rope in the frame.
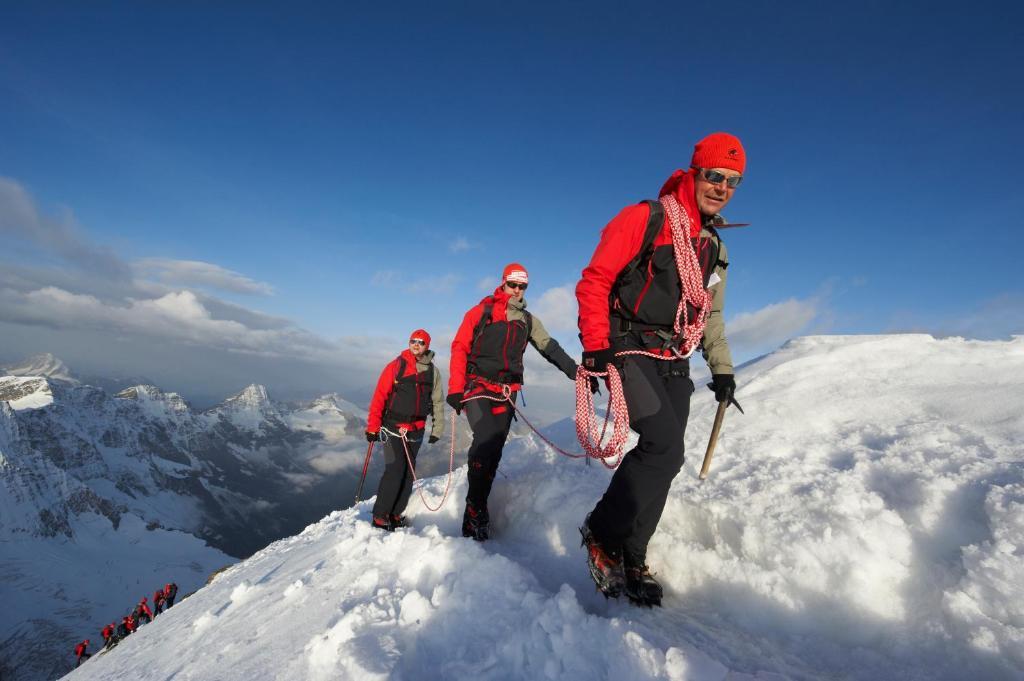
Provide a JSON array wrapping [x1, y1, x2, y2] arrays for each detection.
[[463, 386, 627, 469], [381, 424, 456, 512]]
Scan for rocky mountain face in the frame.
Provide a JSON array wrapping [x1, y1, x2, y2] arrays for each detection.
[[0, 357, 375, 681]]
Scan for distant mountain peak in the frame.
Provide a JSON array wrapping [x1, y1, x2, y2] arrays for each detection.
[[115, 385, 192, 412], [226, 384, 271, 407], [3, 353, 78, 384]]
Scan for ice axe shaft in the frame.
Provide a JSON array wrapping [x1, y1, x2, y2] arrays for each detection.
[[699, 400, 729, 480], [354, 442, 374, 504]]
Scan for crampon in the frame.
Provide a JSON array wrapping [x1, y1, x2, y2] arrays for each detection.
[[462, 501, 489, 542], [580, 520, 624, 598], [624, 564, 663, 607]]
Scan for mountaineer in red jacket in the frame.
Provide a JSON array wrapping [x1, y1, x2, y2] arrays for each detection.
[[135, 596, 153, 624], [74, 639, 91, 667], [101, 622, 116, 648], [576, 132, 745, 606], [154, 588, 166, 615], [163, 582, 178, 607], [448, 263, 578, 541], [365, 329, 445, 531]]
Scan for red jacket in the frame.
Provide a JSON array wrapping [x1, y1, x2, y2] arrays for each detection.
[[75, 641, 88, 656], [139, 602, 153, 618], [101, 624, 114, 639], [448, 288, 525, 394], [154, 590, 166, 604], [367, 349, 430, 434], [576, 169, 702, 352]]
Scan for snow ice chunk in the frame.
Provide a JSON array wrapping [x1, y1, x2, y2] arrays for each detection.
[[229, 580, 255, 606], [192, 612, 215, 633], [284, 579, 305, 599], [398, 590, 432, 627]]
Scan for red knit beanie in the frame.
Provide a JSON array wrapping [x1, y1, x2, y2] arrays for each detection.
[[409, 329, 431, 347], [691, 132, 746, 173], [502, 263, 529, 285]]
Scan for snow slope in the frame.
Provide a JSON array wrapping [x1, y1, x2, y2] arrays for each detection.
[[63, 335, 1024, 680], [0, 365, 374, 680]]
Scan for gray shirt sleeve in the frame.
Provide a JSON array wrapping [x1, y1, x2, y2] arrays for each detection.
[[528, 314, 579, 380], [430, 365, 445, 439], [701, 236, 734, 374]]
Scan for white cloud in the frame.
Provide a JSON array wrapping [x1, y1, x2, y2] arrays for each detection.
[[405, 273, 459, 295], [0, 178, 401, 404], [477, 277, 495, 292], [135, 258, 274, 296], [528, 284, 578, 333], [0, 176, 131, 280], [449, 236, 474, 253], [371, 270, 399, 287], [727, 297, 822, 357]]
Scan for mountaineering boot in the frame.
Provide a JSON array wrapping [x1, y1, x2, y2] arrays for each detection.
[[462, 501, 489, 541], [390, 514, 409, 529], [624, 563, 663, 607], [579, 516, 624, 598], [371, 514, 394, 532]]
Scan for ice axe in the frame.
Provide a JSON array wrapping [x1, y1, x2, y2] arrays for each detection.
[[354, 442, 375, 504], [699, 389, 743, 481]]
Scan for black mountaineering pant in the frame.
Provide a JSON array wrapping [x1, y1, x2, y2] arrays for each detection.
[[464, 392, 516, 508], [372, 431, 423, 518], [587, 353, 693, 563]]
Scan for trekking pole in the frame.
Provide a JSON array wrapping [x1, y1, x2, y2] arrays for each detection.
[[699, 400, 728, 480], [354, 442, 375, 504]]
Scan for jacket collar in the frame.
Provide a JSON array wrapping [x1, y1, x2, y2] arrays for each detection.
[[401, 348, 434, 368]]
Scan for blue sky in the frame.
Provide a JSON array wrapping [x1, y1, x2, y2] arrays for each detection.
[[2, 2, 1022, 413]]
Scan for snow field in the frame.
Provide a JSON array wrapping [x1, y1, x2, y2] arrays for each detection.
[[64, 335, 1024, 680]]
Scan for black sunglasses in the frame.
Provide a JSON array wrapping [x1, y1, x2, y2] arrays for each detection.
[[694, 167, 743, 188], [409, 338, 426, 345], [505, 281, 528, 290]]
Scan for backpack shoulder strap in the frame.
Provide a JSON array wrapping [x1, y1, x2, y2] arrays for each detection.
[[638, 199, 665, 263], [470, 301, 494, 349], [392, 355, 406, 383], [621, 199, 664, 277]]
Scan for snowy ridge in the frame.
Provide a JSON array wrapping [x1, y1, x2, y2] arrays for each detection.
[[2, 352, 79, 384], [0, 375, 55, 410], [64, 335, 1024, 681]]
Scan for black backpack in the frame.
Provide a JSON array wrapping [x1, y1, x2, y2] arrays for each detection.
[[612, 200, 726, 310]]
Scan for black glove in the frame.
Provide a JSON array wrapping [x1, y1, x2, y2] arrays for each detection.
[[588, 376, 601, 395], [365, 430, 380, 443], [708, 374, 736, 403], [581, 348, 615, 374], [446, 392, 464, 415], [428, 435, 439, 444]]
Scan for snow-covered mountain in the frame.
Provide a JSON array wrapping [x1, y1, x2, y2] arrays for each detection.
[[61, 334, 1024, 681], [2, 352, 79, 384], [0, 360, 379, 681]]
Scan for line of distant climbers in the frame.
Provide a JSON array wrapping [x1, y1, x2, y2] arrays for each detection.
[[73, 582, 178, 668]]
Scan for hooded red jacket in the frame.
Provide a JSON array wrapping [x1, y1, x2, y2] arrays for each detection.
[[367, 349, 433, 434], [575, 169, 703, 352], [448, 287, 526, 395]]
